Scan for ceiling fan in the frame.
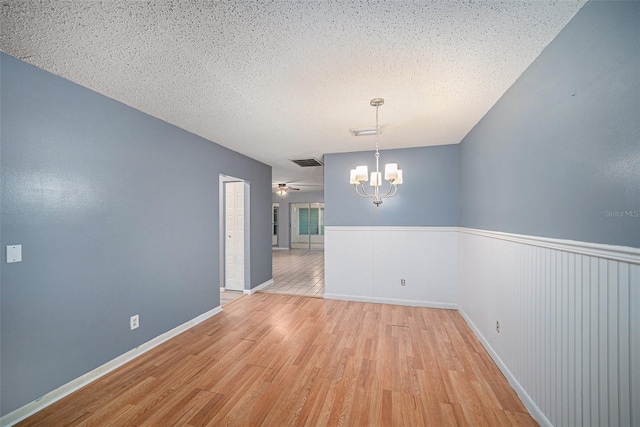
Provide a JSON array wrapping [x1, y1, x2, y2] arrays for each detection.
[[274, 183, 299, 196]]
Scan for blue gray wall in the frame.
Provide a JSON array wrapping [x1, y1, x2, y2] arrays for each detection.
[[0, 53, 272, 416], [324, 145, 459, 226], [272, 190, 324, 248], [459, 0, 639, 248]]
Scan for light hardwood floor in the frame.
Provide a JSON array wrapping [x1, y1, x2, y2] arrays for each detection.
[[18, 293, 537, 426]]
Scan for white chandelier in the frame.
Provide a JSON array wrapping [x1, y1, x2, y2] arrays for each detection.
[[349, 98, 403, 206]]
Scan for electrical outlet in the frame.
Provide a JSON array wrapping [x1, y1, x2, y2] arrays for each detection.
[[496, 321, 500, 333], [130, 315, 139, 330], [401, 279, 406, 286]]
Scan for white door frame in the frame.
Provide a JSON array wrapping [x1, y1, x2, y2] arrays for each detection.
[[219, 175, 251, 293]]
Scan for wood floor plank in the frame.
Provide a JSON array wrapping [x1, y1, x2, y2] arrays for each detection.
[[380, 389, 394, 426], [150, 388, 220, 427], [288, 368, 327, 427], [258, 365, 320, 426], [325, 356, 359, 426], [79, 403, 138, 427], [127, 386, 178, 426], [119, 386, 197, 426], [17, 293, 538, 426], [199, 365, 268, 426]]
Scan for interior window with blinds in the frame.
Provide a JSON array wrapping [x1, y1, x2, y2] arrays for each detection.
[[299, 207, 324, 235]]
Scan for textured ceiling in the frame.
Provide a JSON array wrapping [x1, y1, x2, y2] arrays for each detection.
[[1, 0, 586, 191]]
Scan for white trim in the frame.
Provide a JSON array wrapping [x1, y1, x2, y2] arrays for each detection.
[[325, 226, 459, 233], [325, 226, 639, 264], [272, 247, 289, 251], [323, 293, 458, 310], [459, 227, 639, 264], [0, 306, 223, 427], [457, 306, 551, 427], [244, 278, 274, 295]]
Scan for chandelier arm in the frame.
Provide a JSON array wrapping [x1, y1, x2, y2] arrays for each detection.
[[380, 183, 398, 199], [354, 184, 374, 198], [355, 184, 385, 206]]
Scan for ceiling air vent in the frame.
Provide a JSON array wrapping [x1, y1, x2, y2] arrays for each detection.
[[290, 158, 323, 167]]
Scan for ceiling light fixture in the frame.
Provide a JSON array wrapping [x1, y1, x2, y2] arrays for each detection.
[[276, 183, 300, 197], [349, 98, 403, 206], [349, 127, 380, 137]]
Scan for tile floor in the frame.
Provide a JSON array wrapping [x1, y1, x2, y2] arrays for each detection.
[[260, 249, 324, 298], [220, 289, 244, 306]]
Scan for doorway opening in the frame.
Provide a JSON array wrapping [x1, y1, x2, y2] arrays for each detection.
[[290, 202, 324, 250]]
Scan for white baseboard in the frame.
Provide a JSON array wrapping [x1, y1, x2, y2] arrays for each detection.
[[244, 278, 274, 295], [272, 247, 289, 251], [457, 307, 551, 427], [322, 293, 458, 310], [0, 306, 223, 427]]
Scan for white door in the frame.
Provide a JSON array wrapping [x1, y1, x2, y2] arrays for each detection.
[[225, 181, 245, 291]]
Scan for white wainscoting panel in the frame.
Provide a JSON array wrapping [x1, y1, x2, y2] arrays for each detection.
[[325, 227, 374, 298], [325, 227, 458, 308], [458, 228, 640, 427]]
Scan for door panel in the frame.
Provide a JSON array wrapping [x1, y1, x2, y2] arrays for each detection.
[[225, 181, 245, 290]]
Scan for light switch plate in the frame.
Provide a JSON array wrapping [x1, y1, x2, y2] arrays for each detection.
[[7, 245, 22, 263]]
